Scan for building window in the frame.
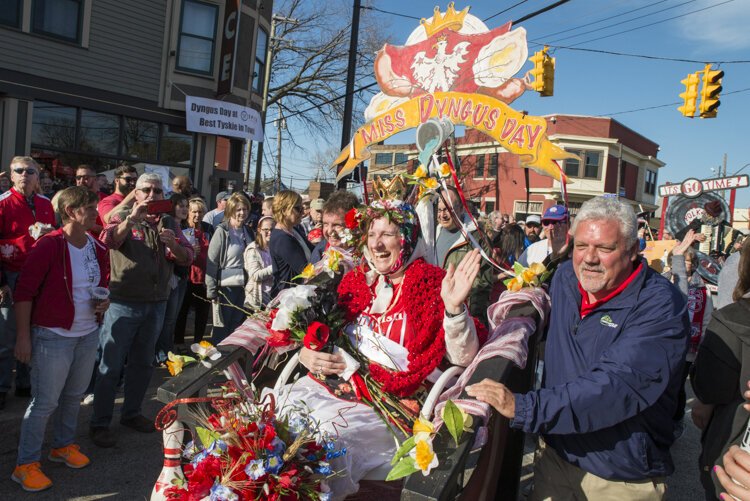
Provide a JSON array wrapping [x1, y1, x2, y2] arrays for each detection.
[[563, 149, 601, 179], [394, 152, 408, 166], [252, 27, 268, 93], [32, 0, 82, 42], [31, 101, 77, 151], [488, 153, 498, 177], [160, 125, 194, 164], [79, 110, 120, 156], [374, 153, 391, 166], [177, 0, 218, 75], [475, 154, 484, 178], [122, 118, 159, 160], [0, 0, 22, 27], [645, 169, 657, 195], [484, 200, 495, 214]]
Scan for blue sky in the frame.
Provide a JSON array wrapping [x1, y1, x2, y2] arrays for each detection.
[[268, 0, 750, 208]]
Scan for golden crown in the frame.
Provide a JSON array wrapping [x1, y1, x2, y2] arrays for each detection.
[[421, 3, 469, 38], [371, 175, 409, 202]]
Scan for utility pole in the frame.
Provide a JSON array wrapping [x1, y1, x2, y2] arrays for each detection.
[[722, 153, 728, 200], [337, 0, 361, 190], [253, 15, 297, 194], [275, 103, 285, 194]]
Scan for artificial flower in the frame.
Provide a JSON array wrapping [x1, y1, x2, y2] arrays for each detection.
[[265, 454, 283, 474], [437, 162, 452, 178], [270, 308, 292, 332], [245, 459, 267, 480], [414, 164, 428, 179], [528, 262, 546, 275], [298, 263, 316, 280], [412, 416, 435, 435], [423, 178, 439, 190], [191, 341, 221, 367], [521, 268, 537, 284], [506, 276, 524, 292], [303, 321, 330, 351], [325, 249, 342, 274], [344, 208, 361, 229], [209, 481, 238, 501], [409, 434, 439, 475]]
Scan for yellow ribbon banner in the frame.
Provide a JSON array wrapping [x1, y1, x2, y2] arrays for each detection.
[[334, 91, 576, 182]]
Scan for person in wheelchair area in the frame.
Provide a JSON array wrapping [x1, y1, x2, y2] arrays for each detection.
[[273, 190, 486, 499]]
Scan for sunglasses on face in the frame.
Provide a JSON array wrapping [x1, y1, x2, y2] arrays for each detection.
[[12, 168, 37, 175], [75, 175, 94, 180], [542, 219, 564, 226], [139, 187, 163, 195], [118, 176, 137, 183]]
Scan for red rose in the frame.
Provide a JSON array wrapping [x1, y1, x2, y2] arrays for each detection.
[[344, 208, 360, 229], [267, 329, 292, 347], [303, 321, 330, 351]]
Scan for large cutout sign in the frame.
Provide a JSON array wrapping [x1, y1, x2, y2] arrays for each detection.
[[334, 2, 574, 181]]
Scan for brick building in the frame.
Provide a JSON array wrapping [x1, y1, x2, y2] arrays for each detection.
[[367, 114, 665, 219]]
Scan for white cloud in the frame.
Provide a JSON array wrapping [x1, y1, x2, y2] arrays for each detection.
[[675, 0, 750, 51]]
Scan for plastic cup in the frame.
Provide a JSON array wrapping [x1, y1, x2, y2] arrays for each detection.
[[91, 287, 110, 305]]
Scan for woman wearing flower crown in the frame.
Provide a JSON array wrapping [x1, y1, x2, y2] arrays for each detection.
[[274, 182, 487, 499]]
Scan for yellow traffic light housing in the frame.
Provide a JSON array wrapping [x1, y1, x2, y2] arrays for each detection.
[[699, 64, 724, 118], [528, 46, 554, 97], [678, 73, 700, 118]]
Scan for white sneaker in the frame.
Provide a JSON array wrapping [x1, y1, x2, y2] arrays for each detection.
[[81, 394, 95, 406]]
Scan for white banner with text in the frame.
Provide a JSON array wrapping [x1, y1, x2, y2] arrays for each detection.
[[185, 96, 263, 141]]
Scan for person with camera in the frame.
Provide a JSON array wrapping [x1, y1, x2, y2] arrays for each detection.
[[89, 174, 192, 448]]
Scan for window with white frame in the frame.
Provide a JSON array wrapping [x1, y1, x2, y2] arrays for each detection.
[[645, 169, 657, 195], [177, 0, 218, 75], [0, 0, 22, 27], [252, 27, 268, 93], [563, 149, 602, 179]]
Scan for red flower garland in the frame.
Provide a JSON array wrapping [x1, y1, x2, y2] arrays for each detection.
[[337, 258, 463, 397]]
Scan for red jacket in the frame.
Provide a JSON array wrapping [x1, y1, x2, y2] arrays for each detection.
[[14, 229, 109, 330], [0, 188, 56, 272]]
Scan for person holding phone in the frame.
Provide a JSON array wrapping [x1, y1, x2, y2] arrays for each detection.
[[89, 174, 192, 448], [11, 187, 109, 492]]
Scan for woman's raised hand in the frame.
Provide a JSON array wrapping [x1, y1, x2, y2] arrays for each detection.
[[299, 346, 346, 376], [441, 248, 481, 315]]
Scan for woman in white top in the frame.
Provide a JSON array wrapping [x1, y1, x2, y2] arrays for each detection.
[[12, 187, 110, 492], [243, 216, 274, 311]]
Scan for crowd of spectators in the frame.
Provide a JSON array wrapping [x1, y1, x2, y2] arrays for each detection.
[[1, 155, 750, 499]]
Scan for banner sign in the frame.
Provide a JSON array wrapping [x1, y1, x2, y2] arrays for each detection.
[[217, 0, 241, 96], [658, 174, 749, 198], [333, 3, 575, 181], [185, 96, 263, 141]]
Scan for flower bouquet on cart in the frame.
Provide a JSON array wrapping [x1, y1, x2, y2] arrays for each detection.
[[158, 382, 345, 500]]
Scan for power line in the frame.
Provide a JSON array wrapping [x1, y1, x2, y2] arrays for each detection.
[[596, 86, 750, 117], [544, 0, 698, 45], [360, 5, 420, 20], [483, 1, 530, 22], [513, 0, 572, 25], [536, 44, 750, 65], [564, 0, 737, 48], [282, 81, 379, 120]]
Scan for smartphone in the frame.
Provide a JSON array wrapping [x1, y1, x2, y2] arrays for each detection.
[[147, 199, 173, 215]]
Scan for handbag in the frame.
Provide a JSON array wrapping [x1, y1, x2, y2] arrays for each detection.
[[219, 268, 245, 287]]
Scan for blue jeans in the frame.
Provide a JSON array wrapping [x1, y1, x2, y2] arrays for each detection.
[[91, 300, 166, 428], [17, 327, 98, 464], [155, 276, 188, 362], [211, 286, 246, 344], [0, 270, 30, 392]]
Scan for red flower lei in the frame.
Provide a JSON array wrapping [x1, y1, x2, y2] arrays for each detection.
[[337, 258, 486, 397]]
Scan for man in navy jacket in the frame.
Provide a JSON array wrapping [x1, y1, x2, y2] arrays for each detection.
[[468, 197, 689, 499]]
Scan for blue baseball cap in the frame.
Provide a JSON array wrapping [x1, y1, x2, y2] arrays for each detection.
[[542, 205, 569, 223]]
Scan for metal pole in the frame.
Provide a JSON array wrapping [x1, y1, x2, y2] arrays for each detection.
[[722, 153, 728, 200], [253, 16, 278, 194], [276, 105, 284, 194], [337, 0, 361, 190]]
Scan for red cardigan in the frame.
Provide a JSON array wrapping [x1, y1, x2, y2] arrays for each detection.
[[14, 228, 110, 330]]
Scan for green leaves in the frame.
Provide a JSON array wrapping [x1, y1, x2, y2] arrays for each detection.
[[386, 456, 419, 481], [196, 426, 221, 449], [443, 400, 464, 447], [390, 435, 416, 465]]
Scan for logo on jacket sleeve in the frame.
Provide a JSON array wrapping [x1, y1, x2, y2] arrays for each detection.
[[600, 314, 618, 328]]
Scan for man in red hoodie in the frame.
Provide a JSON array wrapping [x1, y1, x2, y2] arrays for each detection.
[[0, 157, 55, 409]]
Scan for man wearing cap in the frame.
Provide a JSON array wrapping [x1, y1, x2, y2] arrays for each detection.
[[301, 198, 324, 236], [524, 215, 542, 244], [203, 192, 228, 229], [518, 205, 570, 267]]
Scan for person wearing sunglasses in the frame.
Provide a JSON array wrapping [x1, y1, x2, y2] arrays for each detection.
[[98, 164, 138, 225], [89, 173, 193, 448], [0, 157, 56, 410], [518, 204, 571, 267]]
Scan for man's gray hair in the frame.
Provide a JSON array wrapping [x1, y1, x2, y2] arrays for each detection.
[[571, 196, 638, 248], [135, 173, 163, 190], [488, 210, 501, 224]]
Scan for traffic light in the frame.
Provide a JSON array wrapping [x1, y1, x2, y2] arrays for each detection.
[[678, 73, 700, 118], [699, 64, 724, 118], [528, 46, 554, 96], [529, 50, 545, 93]]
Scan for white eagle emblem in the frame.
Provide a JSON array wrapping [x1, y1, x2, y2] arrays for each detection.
[[411, 38, 470, 94]]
